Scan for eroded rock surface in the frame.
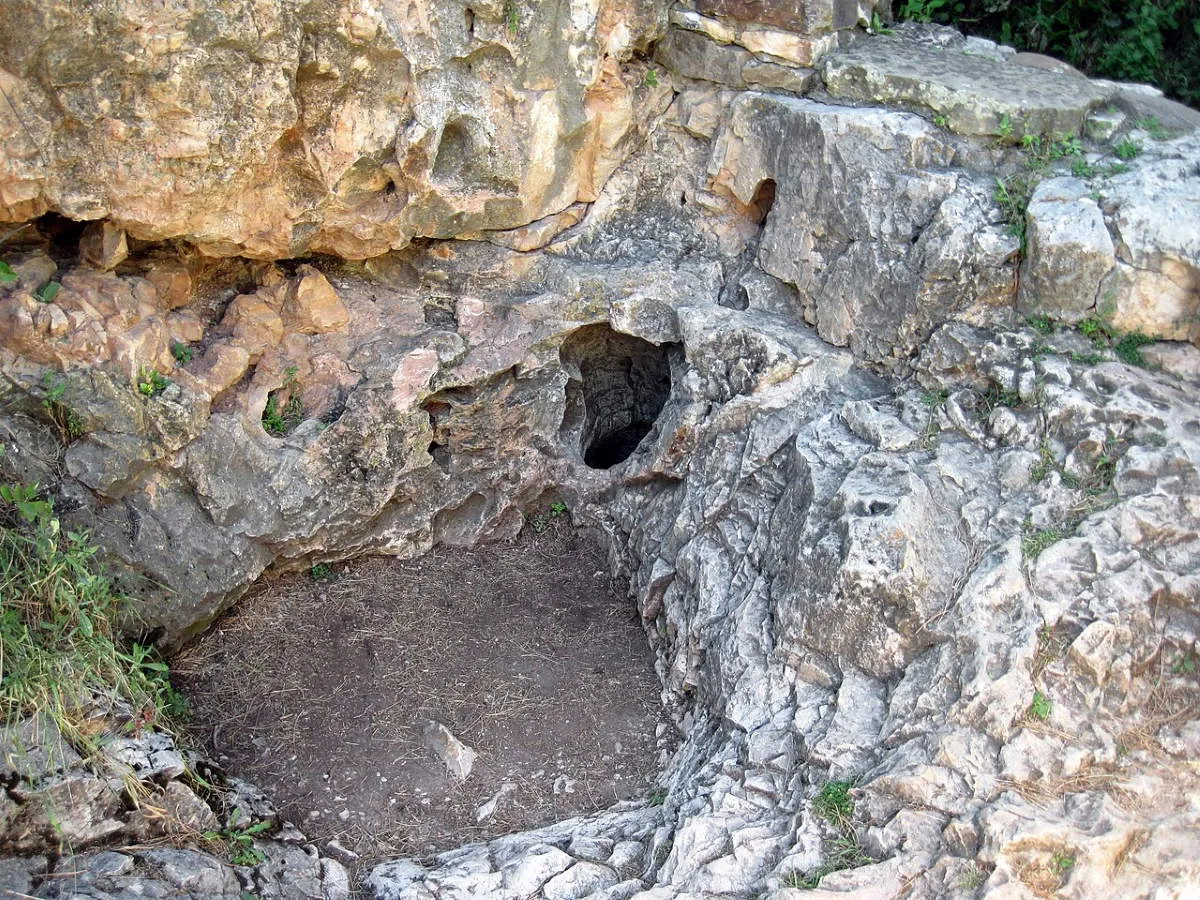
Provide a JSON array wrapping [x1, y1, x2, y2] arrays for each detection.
[[1, 8, 1199, 900]]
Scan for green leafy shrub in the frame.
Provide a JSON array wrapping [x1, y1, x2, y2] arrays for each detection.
[[0, 261, 18, 285]]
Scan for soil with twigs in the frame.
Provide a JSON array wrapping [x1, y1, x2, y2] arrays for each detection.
[[172, 520, 669, 869]]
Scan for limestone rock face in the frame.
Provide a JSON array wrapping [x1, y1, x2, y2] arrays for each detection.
[[823, 23, 1115, 138], [0, 0, 670, 259], [708, 92, 1017, 365], [2, 8, 1200, 900]]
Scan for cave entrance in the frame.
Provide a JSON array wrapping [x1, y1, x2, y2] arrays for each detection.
[[171, 521, 669, 863], [560, 324, 674, 470]]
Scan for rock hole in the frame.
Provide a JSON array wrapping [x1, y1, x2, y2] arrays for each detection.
[[750, 178, 776, 225], [432, 120, 475, 184], [465, 7, 475, 36], [428, 441, 451, 473], [559, 324, 673, 470]]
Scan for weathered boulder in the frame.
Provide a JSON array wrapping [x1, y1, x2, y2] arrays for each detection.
[[0, 0, 671, 259]]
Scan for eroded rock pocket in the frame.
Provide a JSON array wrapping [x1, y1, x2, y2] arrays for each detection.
[[172, 522, 668, 864], [559, 325, 674, 470]]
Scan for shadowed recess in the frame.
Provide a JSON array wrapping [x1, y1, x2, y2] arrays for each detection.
[[559, 324, 673, 470]]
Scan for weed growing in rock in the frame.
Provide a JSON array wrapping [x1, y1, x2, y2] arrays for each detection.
[[204, 809, 272, 866], [869, 11, 893, 35], [262, 394, 303, 436], [994, 174, 1035, 251], [41, 373, 84, 443], [644, 68, 660, 88], [309, 563, 334, 582], [813, 779, 855, 829], [788, 837, 873, 889], [1026, 315, 1055, 335], [960, 861, 988, 889], [0, 480, 182, 748], [921, 388, 950, 409], [527, 500, 569, 535], [1136, 116, 1171, 140], [1076, 318, 1154, 367], [0, 260, 17, 284], [263, 366, 304, 436], [170, 341, 194, 365], [503, 0, 519, 34], [1050, 851, 1075, 876], [1021, 522, 1069, 559], [1113, 138, 1141, 161], [33, 281, 61, 304], [791, 779, 874, 887], [1113, 331, 1154, 367], [1029, 690, 1053, 721], [137, 368, 170, 398]]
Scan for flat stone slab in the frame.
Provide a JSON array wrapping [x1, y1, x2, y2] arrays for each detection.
[[823, 26, 1115, 138]]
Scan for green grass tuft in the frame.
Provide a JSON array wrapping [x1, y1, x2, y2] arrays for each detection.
[[0, 482, 184, 749]]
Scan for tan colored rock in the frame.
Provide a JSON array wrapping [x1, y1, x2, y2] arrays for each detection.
[[108, 318, 173, 382], [736, 24, 838, 67], [79, 221, 129, 271], [145, 262, 192, 310], [0, 0, 668, 260], [282, 266, 349, 335], [191, 343, 252, 398], [220, 291, 285, 360]]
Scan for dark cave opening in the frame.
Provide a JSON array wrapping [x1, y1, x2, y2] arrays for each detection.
[[559, 324, 674, 470]]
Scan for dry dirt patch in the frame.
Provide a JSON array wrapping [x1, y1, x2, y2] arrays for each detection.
[[173, 522, 668, 864]]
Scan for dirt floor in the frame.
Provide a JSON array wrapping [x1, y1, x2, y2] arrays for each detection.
[[172, 520, 669, 866]]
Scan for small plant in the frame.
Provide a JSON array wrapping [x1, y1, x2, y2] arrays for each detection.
[[994, 174, 1033, 252], [136, 368, 170, 398], [1026, 315, 1055, 335], [503, 0, 519, 34], [1102, 161, 1131, 177], [170, 341, 194, 365], [644, 68, 660, 88], [33, 281, 61, 304], [262, 394, 303, 436], [1070, 158, 1099, 178], [41, 373, 84, 442], [1022, 522, 1069, 559], [959, 861, 988, 889], [787, 836, 874, 889], [1050, 851, 1075, 876], [997, 112, 1014, 143], [921, 388, 950, 409], [933, 113, 950, 129], [981, 382, 1022, 412], [549, 501, 568, 517], [309, 563, 334, 582], [1068, 350, 1106, 365], [1113, 331, 1154, 367], [1029, 690, 1053, 721], [869, 11, 893, 34], [648, 787, 667, 806], [0, 260, 18, 284], [1170, 652, 1197, 675], [1077, 317, 1111, 347], [812, 779, 855, 830], [1113, 138, 1141, 161], [204, 810, 272, 867], [1135, 116, 1171, 140]]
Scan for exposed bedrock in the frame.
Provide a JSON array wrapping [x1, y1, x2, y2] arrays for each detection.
[[1, 6, 1199, 900]]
